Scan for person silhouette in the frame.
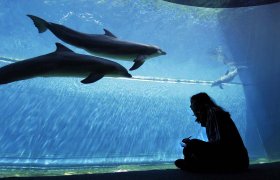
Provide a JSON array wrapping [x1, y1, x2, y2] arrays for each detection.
[[175, 92, 249, 171]]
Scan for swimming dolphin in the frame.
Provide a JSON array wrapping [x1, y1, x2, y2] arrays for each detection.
[[211, 68, 238, 89], [211, 66, 247, 89], [163, 0, 280, 8], [0, 43, 132, 85], [27, 15, 166, 71]]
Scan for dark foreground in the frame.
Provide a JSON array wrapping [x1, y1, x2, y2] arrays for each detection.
[[2, 162, 280, 180]]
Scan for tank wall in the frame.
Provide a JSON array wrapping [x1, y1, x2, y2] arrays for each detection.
[[218, 3, 280, 159]]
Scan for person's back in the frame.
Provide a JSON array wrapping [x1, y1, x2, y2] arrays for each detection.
[[206, 107, 249, 170]]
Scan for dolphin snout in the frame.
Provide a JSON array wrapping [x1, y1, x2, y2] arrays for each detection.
[[158, 49, 166, 55]]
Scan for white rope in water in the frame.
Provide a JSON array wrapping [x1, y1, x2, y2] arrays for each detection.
[[0, 56, 246, 86], [115, 76, 245, 86], [117, 76, 213, 85]]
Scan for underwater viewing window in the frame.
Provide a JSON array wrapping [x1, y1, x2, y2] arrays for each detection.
[[0, 0, 280, 177]]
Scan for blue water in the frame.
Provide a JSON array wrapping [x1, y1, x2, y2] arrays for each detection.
[[0, 0, 267, 173]]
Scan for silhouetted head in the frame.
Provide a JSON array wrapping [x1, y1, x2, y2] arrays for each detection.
[[190, 92, 217, 127]]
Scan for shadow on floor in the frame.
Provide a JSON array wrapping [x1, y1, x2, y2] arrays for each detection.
[[2, 162, 280, 180]]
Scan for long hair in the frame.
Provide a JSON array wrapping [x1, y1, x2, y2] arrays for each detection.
[[190, 92, 225, 122], [191, 92, 219, 107]]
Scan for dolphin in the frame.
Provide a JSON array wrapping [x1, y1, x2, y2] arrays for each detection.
[[27, 15, 166, 71], [0, 43, 132, 85], [163, 0, 280, 8], [211, 68, 238, 89], [211, 66, 247, 89]]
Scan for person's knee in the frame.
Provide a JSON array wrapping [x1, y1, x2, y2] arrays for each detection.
[[183, 140, 202, 157], [175, 159, 188, 170]]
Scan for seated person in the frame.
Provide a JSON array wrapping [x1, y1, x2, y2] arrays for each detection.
[[175, 92, 249, 171]]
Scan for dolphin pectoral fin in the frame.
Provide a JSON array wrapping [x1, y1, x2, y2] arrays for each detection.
[[219, 84, 224, 89], [224, 70, 230, 75], [103, 29, 117, 38], [129, 55, 147, 71], [130, 60, 145, 71], [81, 73, 104, 84]]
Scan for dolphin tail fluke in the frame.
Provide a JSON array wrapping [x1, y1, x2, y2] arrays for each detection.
[[27, 15, 48, 33]]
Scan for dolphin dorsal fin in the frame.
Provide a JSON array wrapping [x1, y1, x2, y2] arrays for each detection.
[[103, 29, 117, 38], [55, 43, 74, 53]]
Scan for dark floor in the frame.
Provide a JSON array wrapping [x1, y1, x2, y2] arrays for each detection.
[[2, 162, 280, 180]]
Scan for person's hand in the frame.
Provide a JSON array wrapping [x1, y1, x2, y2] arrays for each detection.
[[182, 136, 192, 144]]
